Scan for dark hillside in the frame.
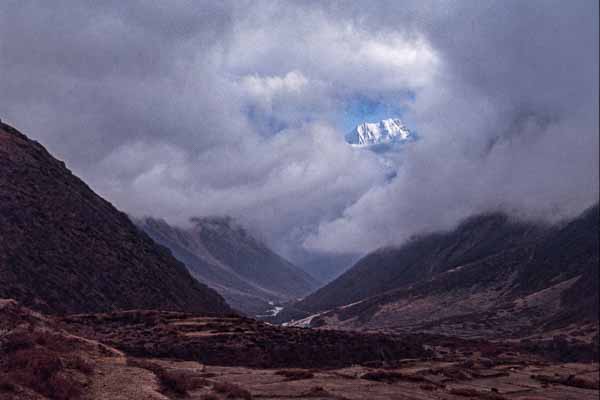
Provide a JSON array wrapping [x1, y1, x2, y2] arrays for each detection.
[[0, 122, 231, 315], [294, 213, 543, 314]]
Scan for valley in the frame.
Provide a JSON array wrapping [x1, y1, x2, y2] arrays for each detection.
[[0, 123, 597, 400], [136, 217, 318, 315], [1, 2, 598, 399]]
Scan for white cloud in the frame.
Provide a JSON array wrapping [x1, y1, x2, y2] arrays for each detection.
[[242, 71, 308, 98], [0, 1, 596, 262]]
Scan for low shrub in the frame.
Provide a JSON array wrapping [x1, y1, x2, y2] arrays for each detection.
[[448, 387, 506, 399], [2, 348, 85, 400], [0, 325, 97, 400], [361, 370, 405, 383], [127, 358, 208, 395], [199, 394, 221, 400], [67, 356, 95, 374], [212, 381, 252, 399], [275, 369, 314, 380], [303, 386, 332, 398]]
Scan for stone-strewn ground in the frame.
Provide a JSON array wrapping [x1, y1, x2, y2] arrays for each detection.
[[1, 300, 598, 400]]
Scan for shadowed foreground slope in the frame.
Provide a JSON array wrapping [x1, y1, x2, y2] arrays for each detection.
[[0, 122, 231, 315]]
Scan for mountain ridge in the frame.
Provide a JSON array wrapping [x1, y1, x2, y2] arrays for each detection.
[[0, 122, 231, 315], [345, 118, 412, 147], [279, 205, 598, 336], [136, 216, 319, 315], [289, 211, 546, 315]]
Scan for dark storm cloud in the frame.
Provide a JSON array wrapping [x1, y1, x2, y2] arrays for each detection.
[[1, 1, 597, 258], [1, 1, 236, 162], [306, 0, 599, 252]]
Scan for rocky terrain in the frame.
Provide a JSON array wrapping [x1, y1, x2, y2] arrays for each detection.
[[279, 206, 599, 340], [0, 122, 230, 315], [137, 217, 318, 315], [1, 300, 598, 400]]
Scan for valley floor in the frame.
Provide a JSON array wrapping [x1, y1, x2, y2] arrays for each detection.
[[86, 356, 600, 400], [1, 300, 598, 400]]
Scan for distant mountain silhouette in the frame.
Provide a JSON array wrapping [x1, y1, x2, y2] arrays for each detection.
[[137, 216, 319, 314]]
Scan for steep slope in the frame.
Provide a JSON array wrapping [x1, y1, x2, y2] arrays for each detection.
[[292, 213, 544, 314], [137, 216, 319, 314], [0, 122, 231, 315], [282, 206, 598, 336], [520, 204, 599, 323]]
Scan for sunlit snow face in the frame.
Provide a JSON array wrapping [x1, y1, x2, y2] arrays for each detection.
[[342, 95, 412, 134]]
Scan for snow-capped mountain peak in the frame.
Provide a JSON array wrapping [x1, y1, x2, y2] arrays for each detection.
[[346, 118, 412, 147]]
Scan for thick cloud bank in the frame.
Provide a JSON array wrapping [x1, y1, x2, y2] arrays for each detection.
[[1, 1, 597, 259]]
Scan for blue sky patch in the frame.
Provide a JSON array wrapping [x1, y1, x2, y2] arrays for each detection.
[[342, 92, 414, 132]]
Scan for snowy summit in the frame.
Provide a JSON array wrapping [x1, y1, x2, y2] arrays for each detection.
[[346, 118, 412, 147]]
